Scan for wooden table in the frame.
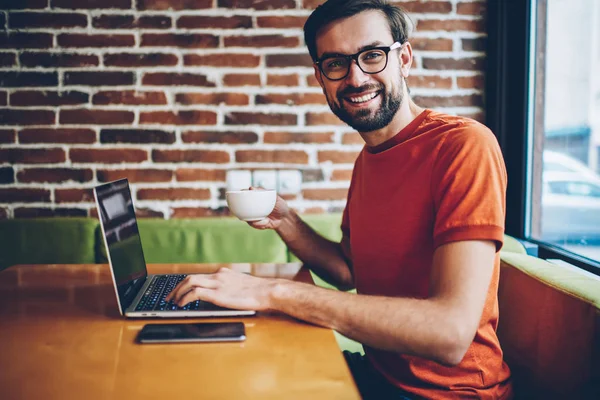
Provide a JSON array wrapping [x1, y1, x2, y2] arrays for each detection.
[[0, 264, 360, 400]]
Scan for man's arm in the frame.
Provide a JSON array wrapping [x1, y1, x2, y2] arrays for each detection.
[[167, 239, 496, 366], [274, 209, 354, 290]]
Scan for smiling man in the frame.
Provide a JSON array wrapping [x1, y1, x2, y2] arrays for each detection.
[[166, 1, 513, 398]]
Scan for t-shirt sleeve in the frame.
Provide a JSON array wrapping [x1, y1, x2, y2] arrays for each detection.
[[431, 123, 507, 251]]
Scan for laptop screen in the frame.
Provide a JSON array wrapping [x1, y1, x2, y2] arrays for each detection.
[[94, 179, 148, 313]]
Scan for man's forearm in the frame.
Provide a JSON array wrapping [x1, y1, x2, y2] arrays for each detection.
[[269, 280, 470, 366], [275, 210, 353, 289]]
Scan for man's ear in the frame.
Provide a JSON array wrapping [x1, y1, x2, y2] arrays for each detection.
[[399, 41, 413, 78], [313, 64, 326, 91]]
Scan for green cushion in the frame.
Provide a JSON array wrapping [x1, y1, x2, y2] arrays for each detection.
[[96, 217, 288, 264], [0, 217, 98, 270], [501, 234, 527, 255]]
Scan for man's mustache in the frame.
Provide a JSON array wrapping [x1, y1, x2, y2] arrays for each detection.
[[337, 84, 384, 98]]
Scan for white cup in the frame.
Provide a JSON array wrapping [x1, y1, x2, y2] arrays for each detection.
[[225, 190, 277, 221]]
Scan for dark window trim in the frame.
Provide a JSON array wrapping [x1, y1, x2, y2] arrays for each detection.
[[485, 0, 600, 275]]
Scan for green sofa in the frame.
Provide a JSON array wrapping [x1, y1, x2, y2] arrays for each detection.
[[1, 215, 599, 398]]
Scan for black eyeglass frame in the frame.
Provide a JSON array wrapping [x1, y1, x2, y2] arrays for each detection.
[[314, 41, 404, 81]]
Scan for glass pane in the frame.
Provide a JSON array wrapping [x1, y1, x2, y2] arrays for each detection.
[[531, 0, 600, 263]]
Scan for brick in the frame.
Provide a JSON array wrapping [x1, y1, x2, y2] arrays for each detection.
[[171, 207, 230, 218], [9, 12, 87, 28], [142, 73, 215, 87], [0, 208, 6, 219], [224, 35, 299, 48], [140, 111, 217, 125], [176, 92, 249, 106], [0, 148, 65, 164], [392, 1, 452, 13], [462, 38, 486, 52], [410, 37, 453, 52], [256, 93, 326, 106], [422, 57, 484, 71], [0, 13, 4, 28], [182, 131, 258, 144], [266, 53, 312, 67], [10, 91, 88, 106], [0, 72, 57, 87], [0, 167, 14, 184], [0, 53, 16, 67], [302, 188, 348, 200], [412, 94, 483, 108], [137, 188, 210, 200], [264, 131, 333, 144], [225, 112, 296, 126], [54, 188, 95, 203], [306, 74, 319, 87], [57, 34, 135, 48], [97, 169, 173, 183], [0, 189, 50, 203], [137, 0, 212, 10], [19, 128, 96, 144], [0, 91, 6, 105], [64, 71, 135, 86], [407, 75, 452, 89], [93, 91, 167, 105], [177, 15, 252, 29], [301, 0, 321, 8], [152, 150, 230, 163], [301, 169, 323, 182], [17, 168, 93, 183], [60, 109, 134, 125], [2, 0, 48, 9], [176, 168, 226, 182], [457, 2, 486, 15], [218, 0, 296, 10], [416, 19, 485, 32], [341, 132, 363, 145], [267, 74, 299, 86], [235, 150, 308, 164], [69, 148, 148, 164], [457, 75, 484, 89], [20, 52, 99, 68], [100, 129, 175, 144], [14, 208, 88, 218], [257, 16, 306, 28], [223, 74, 260, 87], [0, 110, 55, 125], [306, 112, 344, 126], [141, 33, 218, 48], [52, 0, 132, 9], [0, 129, 16, 144], [331, 169, 353, 181], [104, 53, 178, 67], [318, 150, 360, 163], [0, 33, 53, 49], [93, 15, 171, 29], [184, 53, 260, 67]]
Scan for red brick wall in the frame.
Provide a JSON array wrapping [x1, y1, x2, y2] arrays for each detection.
[[0, 0, 486, 219]]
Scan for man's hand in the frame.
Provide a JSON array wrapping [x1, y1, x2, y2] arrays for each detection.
[[246, 187, 290, 230], [164, 268, 277, 311]]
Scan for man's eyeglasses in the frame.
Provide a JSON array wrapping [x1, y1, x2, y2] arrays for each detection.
[[315, 42, 404, 81]]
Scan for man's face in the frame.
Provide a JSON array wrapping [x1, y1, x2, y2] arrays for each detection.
[[315, 10, 405, 133]]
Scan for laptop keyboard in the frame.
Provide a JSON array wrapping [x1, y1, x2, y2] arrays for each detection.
[[134, 275, 212, 312]]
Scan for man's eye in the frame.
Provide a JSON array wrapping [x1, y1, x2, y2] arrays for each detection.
[[363, 51, 384, 61], [326, 59, 346, 69]]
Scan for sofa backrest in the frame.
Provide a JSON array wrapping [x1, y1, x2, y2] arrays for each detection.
[[497, 252, 600, 399]]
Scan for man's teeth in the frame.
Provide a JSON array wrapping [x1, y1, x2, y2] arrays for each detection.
[[348, 92, 377, 103]]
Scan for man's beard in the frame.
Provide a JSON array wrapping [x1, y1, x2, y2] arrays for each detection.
[[327, 80, 403, 133]]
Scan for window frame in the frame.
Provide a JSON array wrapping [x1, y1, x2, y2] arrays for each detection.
[[485, 0, 600, 275]]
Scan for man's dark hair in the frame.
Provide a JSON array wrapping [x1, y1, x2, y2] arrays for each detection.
[[304, 0, 413, 62]]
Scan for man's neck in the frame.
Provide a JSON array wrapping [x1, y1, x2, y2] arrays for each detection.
[[359, 98, 425, 147]]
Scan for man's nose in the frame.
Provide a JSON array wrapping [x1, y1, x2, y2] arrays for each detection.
[[344, 60, 369, 87]]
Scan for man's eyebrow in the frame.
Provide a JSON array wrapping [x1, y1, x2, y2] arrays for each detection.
[[318, 41, 386, 60]]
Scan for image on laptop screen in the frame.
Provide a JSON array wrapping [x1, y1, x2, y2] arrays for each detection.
[[95, 179, 147, 305]]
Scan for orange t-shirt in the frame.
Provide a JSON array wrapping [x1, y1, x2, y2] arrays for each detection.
[[341, 110, 513, 399]]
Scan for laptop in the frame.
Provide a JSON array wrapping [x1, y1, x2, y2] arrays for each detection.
[[93, 178, 256, 318]]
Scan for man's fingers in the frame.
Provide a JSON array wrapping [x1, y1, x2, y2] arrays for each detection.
[[177, 287, 215, 307], [165, 274, 218, 302]]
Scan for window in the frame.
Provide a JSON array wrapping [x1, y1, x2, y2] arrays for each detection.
[[486, 0, 600, 273]]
